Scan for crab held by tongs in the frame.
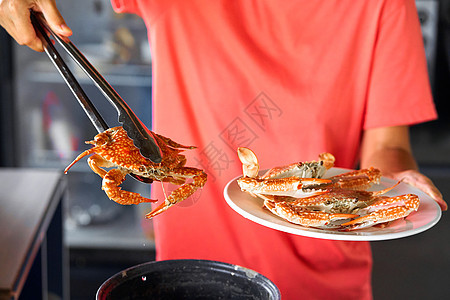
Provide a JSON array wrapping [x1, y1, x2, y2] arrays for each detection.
[[237, 147, 419, 230], [65, 127, 207, 219], [33, 13, 207, 218]]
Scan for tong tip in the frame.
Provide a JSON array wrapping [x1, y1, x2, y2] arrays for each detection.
[[122, 123, 162, 164]]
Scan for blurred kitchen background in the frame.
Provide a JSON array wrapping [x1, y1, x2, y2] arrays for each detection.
[[0, 0, 449, 299]]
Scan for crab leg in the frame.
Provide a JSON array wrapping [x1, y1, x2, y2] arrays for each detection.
[[281, 181, 403, 208], [64, 129, 115, 173], [86, 154, 116, 177], [64, 147, 97, 173], [155, 133, 196, 150], [237, 176, 331, 198], [341, 194, 420, 230], [328, 167, 381, 190], [264, 200, 358, 229], [102, 169, 158, 205], [145, 168, 207, 219]]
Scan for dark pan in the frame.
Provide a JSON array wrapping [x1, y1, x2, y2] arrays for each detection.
[[96, 259, 281, 300]]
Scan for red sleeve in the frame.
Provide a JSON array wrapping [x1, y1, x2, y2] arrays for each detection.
[[364, 0, 437, 129]]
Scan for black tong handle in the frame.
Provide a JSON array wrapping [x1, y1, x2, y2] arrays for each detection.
[[31, 12, 108, 133], [31, 11, 162, 164]]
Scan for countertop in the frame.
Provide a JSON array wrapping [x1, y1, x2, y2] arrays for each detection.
[[0, 168, 65, 300]]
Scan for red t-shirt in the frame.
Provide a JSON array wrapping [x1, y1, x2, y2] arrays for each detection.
[[111, 1, 436, 299]]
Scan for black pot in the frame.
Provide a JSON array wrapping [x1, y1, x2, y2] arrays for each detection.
[[96, 259, 280, 300]]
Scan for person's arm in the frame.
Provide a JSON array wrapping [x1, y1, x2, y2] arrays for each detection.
[[0, 0, 72, 52], [360, 125, 447, 211]]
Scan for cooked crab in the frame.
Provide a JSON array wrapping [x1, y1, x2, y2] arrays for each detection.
[[261, 182, 419, 230], [236, 147, 381, 199], [236, 147, 419, 231], [341, 193, 420, 230], [64, 126, 207, 218]]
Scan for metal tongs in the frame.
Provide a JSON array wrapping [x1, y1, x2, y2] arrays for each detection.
[[30, 11, 162, 170]]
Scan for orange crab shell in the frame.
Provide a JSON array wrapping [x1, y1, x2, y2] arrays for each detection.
[[64, 127, 207, 219], [88, 127, 152, 168], [66, 127, 193, 175]]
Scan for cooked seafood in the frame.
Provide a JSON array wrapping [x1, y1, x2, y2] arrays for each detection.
[[236, 147, 419, 230], [65, 127, 207, 218]]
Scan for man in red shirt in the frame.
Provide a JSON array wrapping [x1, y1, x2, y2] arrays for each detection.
[[1, 1, 447, 299]]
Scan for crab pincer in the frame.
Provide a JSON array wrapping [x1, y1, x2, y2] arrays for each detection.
[[264, 201, 358, 229], [238, 176, 331, 198], [237, 147, 335, 198], [340, 194, 420, 230]]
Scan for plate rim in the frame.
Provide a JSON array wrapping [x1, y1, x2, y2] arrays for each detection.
[[223, 167, 442, 241]]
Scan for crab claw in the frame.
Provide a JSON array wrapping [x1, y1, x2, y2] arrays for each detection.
[[297, 177, 333, 197], [341, 194, 420, 230], [145, 169, 207, 219], [237, 147, 260, 178], [318, 152, 335, 170], [264, 200, 358, 229], [145, 199, 174, 219], [340, 214, 381, 231], [329, 167, 382, 190], [237, 176, 331, 198]]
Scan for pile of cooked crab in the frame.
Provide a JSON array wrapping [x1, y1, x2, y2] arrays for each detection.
[[236, 147, 420, 231]]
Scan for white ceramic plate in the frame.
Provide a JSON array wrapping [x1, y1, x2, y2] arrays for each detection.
[[224, 168, 442, 241]]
